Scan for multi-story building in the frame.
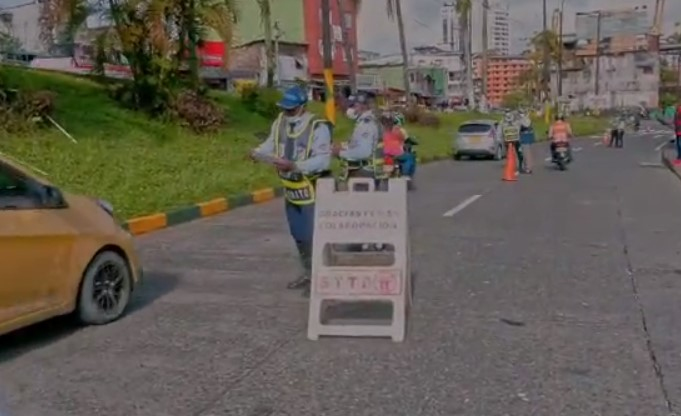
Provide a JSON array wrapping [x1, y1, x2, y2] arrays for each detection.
[[439, 2, 460, 52], [552, 7, 659, 110], [359, 55, 447, 102], [472, 0, 510, 55], [0, 1, 44, 54], [230, 0, 359, 89], [472, 54, 530, 106], [411, 45, 465, 100]]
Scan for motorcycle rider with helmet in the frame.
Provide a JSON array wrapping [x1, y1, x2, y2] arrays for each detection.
[[549, 114, 573, 161]]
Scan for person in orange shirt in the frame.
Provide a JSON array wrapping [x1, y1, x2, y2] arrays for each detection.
[[549, 114, 573, 161], [379, 112, 405, 172]]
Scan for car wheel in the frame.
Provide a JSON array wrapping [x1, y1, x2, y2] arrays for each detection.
[[453, 153, 462, 160], [493, 145, 503, 161], [77, 251, 132, 325]]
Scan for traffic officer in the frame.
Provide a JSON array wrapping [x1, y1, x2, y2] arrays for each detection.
[[501, 111, 525, 173], [333, 92, 384, 181], [251, 85, 332, 297]]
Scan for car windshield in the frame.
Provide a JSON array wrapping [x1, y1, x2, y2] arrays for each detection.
[[459, 123, 492, 134]]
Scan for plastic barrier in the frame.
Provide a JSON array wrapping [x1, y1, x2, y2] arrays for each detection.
[[307, 177, 412, 342]]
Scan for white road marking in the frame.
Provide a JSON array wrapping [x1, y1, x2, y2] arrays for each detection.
[[443, 194, 482, 217], [655, 141, 669, 152], [593, 141, 602, 147], [638, 162, 664, 168]]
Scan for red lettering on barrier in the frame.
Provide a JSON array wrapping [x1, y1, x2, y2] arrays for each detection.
[[315, 269, 401, 295]]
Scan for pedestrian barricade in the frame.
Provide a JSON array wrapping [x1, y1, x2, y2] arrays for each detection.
[[307, 177, 412, 342]]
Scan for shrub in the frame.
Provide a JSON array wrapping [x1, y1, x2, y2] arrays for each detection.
[[239, 85, 282, 118], [0, 88, 56, 133], [173, 90, 225, 134], [402, 104, 441, 128]]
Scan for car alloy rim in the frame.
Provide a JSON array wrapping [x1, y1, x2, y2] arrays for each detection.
[[92, 262, 126, 312]]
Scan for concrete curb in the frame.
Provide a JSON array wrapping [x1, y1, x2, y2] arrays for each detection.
[[123, 154, 452, 235]]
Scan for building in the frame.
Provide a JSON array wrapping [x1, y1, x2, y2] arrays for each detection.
[[471, 0, 510, 55], [552, 7, 659, 110], [439, 2, 460, 52], [359, 55, 447, 102], [472, 54, 530, 106], [358, 50, 380, 62], [230, 0, 359, 89], [411, 45, 465, 100], [0, 1, 44, 54]]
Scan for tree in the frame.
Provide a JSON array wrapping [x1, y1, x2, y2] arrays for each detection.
[[455, 0, 473, 109], [256, 0, 274, 87], [0, 33, 21, 53], [337, 0, 359, 94], [45, 0, 238, 109], [386, 0, 410, 98]]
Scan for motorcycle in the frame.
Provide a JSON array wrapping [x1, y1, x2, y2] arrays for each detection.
[[553, 142, 571, 171]]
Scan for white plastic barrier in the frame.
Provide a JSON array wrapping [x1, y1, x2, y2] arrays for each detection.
[[307, 177, 412, 342]]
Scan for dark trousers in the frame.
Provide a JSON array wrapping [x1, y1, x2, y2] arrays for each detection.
[[609, 129, 624, 147], [285, 202, 315, 276], [676, 136, 681, 160], [507, 141, 524, 170]]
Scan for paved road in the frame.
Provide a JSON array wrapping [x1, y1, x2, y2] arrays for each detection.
[[2, 124, 681, 416]]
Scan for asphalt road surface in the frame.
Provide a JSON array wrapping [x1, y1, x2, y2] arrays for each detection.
[[2, 123, 681, 416]]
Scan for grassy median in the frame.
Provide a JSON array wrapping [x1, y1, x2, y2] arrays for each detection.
[[0, 67, 607, 218]]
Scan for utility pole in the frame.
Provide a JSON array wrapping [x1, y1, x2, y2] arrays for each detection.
[[557, 2, 565, 97], [594, 11, 602, 96], [542, 0, 550, 102], [449, 2, 455, 52], [336, 0, 357, 95], [481, 0, 488, 100], [321, 0, 335, 124], [273, 21, 282, 87]]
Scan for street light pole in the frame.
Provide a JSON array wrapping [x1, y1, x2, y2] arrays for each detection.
[[594, 10, 602, 96]]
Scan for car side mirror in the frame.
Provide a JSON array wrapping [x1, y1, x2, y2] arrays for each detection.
[[41, 185, 66, 208]]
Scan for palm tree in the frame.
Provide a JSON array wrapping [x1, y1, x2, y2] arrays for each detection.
[[455, 0, 473, 109], [255, 0, 275, 87], [386, 0, 410, 99]]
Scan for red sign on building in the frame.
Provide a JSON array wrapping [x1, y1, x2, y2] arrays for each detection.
[[303, 0, 359, 78]]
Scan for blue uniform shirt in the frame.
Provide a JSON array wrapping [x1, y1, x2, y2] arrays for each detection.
[[339, 110, 379, 161], [253, 112, 332, 175]]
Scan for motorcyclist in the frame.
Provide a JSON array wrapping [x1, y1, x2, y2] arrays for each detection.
[[394, 113, 417, 180], [380, 111, 405, 176], [549, 114, 573, 161], [501, 110, 525, 173]]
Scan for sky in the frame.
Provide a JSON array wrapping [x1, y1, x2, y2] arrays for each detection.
[[357, 0, 681, 54]]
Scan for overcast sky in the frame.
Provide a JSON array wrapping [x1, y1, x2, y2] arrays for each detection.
[[358, 0, 680, 54]]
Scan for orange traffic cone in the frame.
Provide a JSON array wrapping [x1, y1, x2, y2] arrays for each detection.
[[502, 142, 518, 182]]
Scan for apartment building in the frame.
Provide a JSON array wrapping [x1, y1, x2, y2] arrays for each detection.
[[471, 0, 510, 55], [0, 0, 44, 54], [552, 6, 660, 109], [473, 54, 530, 106]]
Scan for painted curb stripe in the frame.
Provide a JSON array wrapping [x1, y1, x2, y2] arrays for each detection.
[[166, 205, 201, 227], [251, 188, 276, 203], [126, 213, 167, 235], [122, 153, 460, 235], [198, 198, 228, 217]]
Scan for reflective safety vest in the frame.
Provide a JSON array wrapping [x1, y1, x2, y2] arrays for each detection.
[[341, 112, 386, 180], [273, 113, 328, 205], [502, 123, 520, 142]]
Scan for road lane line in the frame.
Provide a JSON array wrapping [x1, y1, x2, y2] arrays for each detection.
[[655, 141, 669, 151], [593, 141, 602, 147], [443, 194, 482, 217]]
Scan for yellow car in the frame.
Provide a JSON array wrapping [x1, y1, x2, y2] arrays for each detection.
[[0, 154, 142, 336]]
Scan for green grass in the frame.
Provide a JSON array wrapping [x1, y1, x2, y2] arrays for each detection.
[[0, 66, 607, 219]]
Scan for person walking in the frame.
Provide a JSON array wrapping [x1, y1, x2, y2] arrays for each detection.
[[674, 105, 681, 165], [251, 86, 332, 297]]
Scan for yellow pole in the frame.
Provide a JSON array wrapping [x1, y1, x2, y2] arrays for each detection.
[[321, 0, 335, 125]]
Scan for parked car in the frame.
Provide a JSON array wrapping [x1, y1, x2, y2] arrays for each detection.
[[0, 154, 143, 336], [453, 119, 505, 160]]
